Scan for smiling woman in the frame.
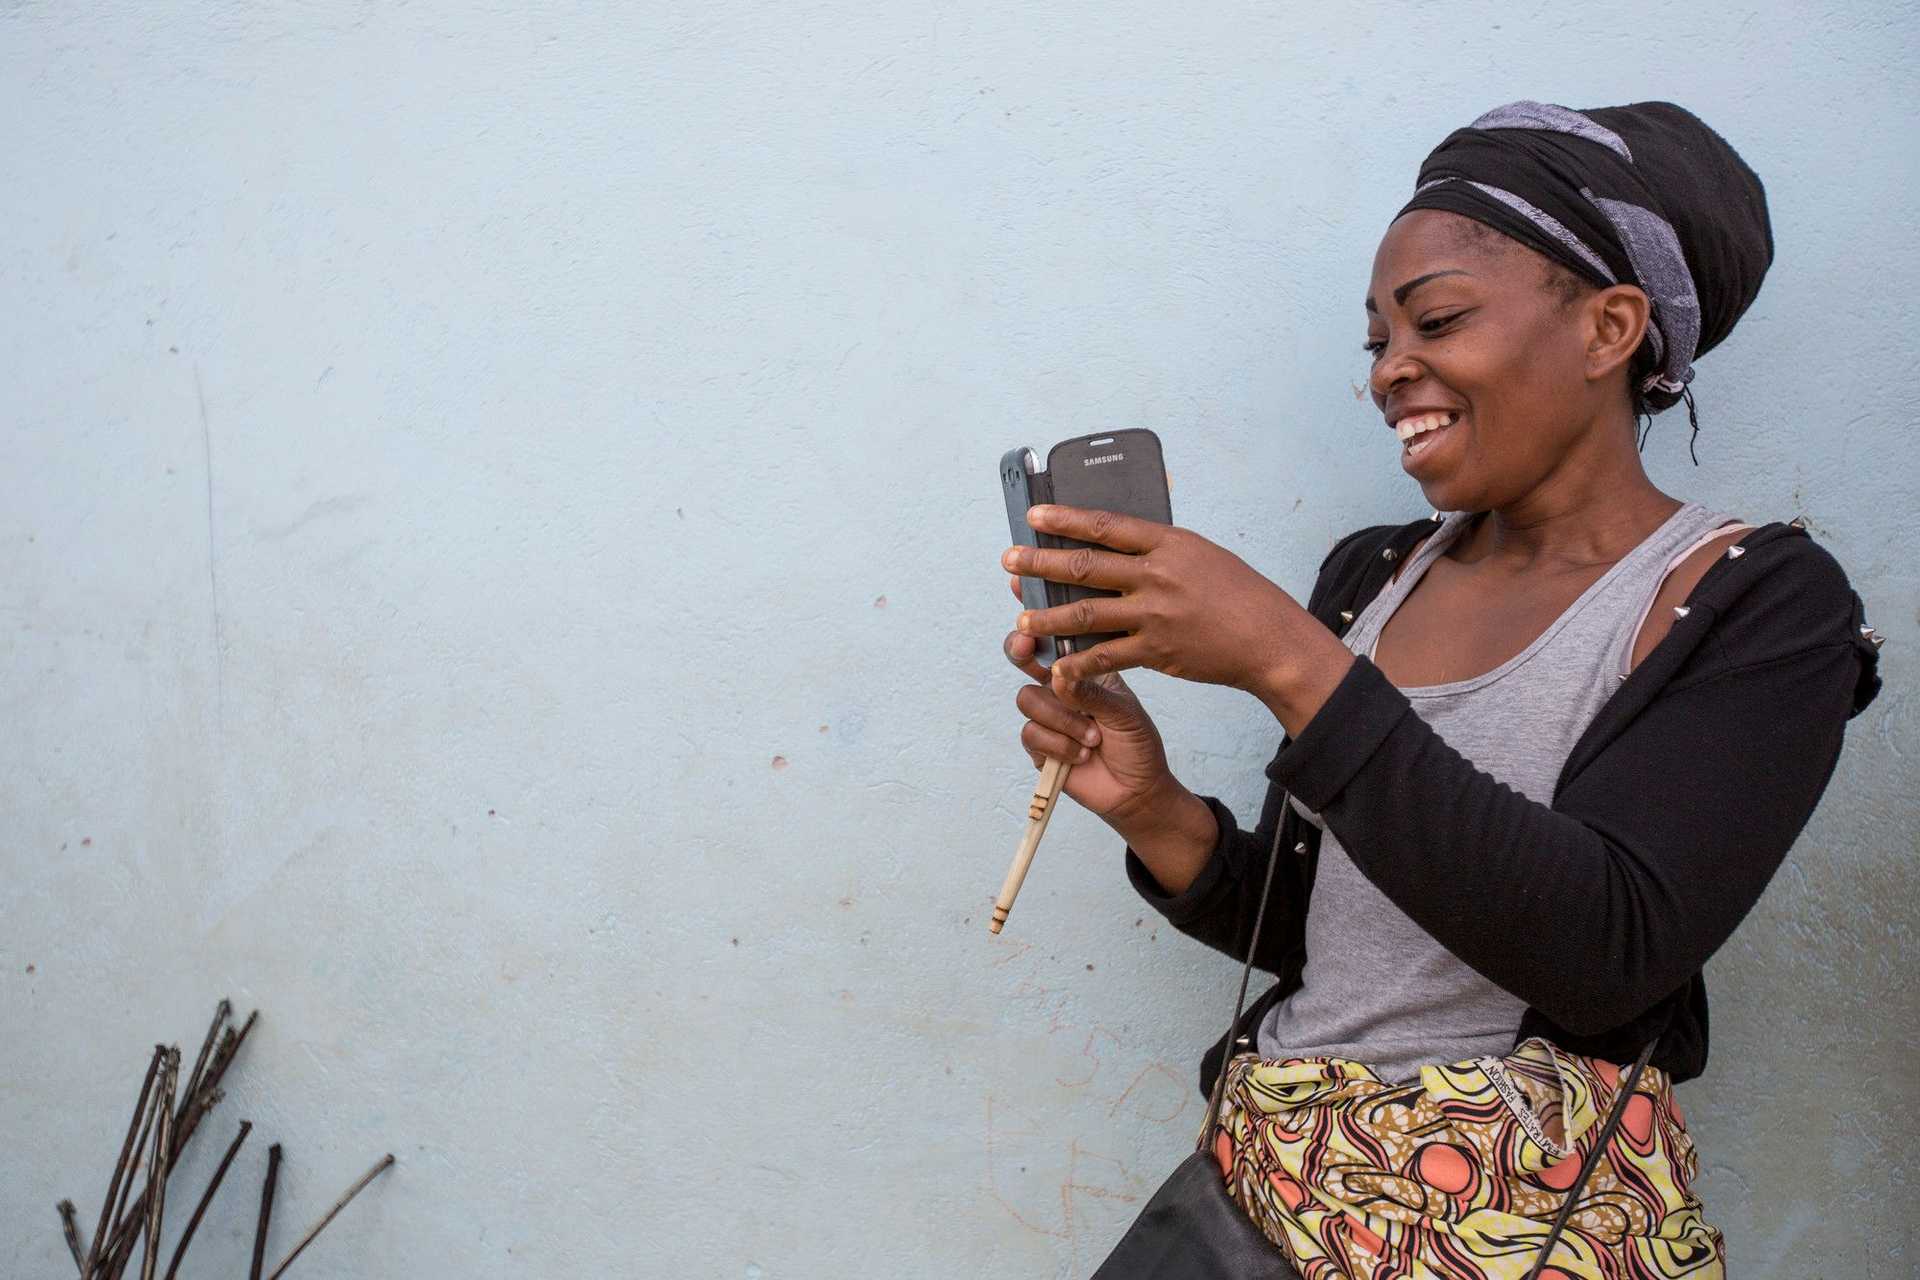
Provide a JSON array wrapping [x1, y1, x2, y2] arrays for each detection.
[[1000, 100, 1882, 1280]]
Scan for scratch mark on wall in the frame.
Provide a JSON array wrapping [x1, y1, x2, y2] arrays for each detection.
[[1055, 1026, 1123, 1089], [984, 1095, 1068, 1240], [1108, 1063, 1190, 1125], [252, 492, 371, 542], [988, 937, 1034, 968], [195, 363, 225, 742]]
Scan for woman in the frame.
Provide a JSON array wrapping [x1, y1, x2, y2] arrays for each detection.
[[998, 101, 1882, 1278]]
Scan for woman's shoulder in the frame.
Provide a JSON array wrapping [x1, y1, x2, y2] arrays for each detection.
[[1682, 518, 1883, 715], [1317, 517, 1437, 573], [1310, 516, 1443, 598], [1700, 518, 1862, 619]]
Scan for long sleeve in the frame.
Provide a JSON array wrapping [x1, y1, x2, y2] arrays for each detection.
[[1124, 783, 1310, 980]]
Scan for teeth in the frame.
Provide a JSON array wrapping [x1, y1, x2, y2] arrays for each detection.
[[1395, 412, 1458, 442]]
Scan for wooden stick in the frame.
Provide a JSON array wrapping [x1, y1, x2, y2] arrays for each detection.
[[139, 1049, 180, 1280], [161, 1120, 250, 1280], [102, 1009, 258, 1272], [250, 1144, 282, 1280], [990, 756, 1071, 934], [200, 1009, 259, 1121], [264, 1153, 394, 1280], [102, 1063, 169, 1280], [58, 1200, 86, 1273], [175, 1000, 230, 1131], [84, 1045, 164, 1280]]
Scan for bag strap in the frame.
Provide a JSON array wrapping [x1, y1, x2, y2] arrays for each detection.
[[1192, 793, 1291, 1153], [1522, 1035, 1658, 1279], [1194, 794, 1664, 1280]]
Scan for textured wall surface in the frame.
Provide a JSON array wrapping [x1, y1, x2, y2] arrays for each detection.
[[3, 3, 1914, 1276]]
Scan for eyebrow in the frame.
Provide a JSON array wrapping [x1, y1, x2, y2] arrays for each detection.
[[1364, 269, 1473, 313]]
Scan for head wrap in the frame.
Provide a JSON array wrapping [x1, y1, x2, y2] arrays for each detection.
[[1397, 100, 1772, 415]]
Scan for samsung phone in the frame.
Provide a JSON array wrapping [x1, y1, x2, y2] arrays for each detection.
[[998, 428, 1173, 663]]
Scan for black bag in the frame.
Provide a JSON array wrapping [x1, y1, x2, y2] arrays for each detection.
[[1090, 1148, 1299, 1279], [1089, 791, 1656, 1280]]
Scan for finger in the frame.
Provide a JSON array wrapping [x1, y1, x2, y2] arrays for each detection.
[[1021, 720, 1092, 766], [1001, 542, 1141, 591], [1009, 573, 1023, 602], [1016, 594, 1134, 641], [1003, 630, 1052, 684], [1016, 684, 1102, 746], [1051, 635, 1151, 689], [1026, 504, 1166, 554]]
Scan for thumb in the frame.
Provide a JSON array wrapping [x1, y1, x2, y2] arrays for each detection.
[[1053, 668, 1143, 723]]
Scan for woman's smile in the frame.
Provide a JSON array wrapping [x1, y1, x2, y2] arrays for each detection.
[[1391, 408, 1464, 473]]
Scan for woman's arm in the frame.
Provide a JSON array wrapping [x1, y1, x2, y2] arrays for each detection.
[[1254, 536, 1875, 1033], [1123, 783, 1312, 980], [1118, 525, 1394, 973]]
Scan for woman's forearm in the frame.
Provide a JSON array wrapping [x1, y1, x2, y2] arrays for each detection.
[[1247, 615, 1359, 740], [1105, 779, 1220, 896]]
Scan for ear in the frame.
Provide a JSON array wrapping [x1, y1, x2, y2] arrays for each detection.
[[1584, 284, 1651, 386]]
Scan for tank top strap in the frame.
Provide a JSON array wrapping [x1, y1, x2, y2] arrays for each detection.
[[1609, 506, 1753, 678]]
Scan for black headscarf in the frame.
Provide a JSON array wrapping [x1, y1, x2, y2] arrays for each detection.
[[1397, 101, 1772, 427]]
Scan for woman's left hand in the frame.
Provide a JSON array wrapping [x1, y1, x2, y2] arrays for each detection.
[[1002, 503, 1341, 699]]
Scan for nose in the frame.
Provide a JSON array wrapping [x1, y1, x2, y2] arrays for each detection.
[[1369, 343, 1420, 402]]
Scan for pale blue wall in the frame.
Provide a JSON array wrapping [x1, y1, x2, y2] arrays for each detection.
[[3, 3, 1914, 1276]]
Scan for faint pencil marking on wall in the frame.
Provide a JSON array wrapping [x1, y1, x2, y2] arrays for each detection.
[[196, 363, 225, 739], [1108, 1063, 1189, 1125]]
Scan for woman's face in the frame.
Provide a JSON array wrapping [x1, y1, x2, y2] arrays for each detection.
[[1363, 210, 1609, 514]]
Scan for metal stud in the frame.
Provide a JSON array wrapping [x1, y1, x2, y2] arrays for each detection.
[[1673, 606, 1690, 619], [1339, 610, 1355, 625], [1294, 842, 1308, 854], [1789, 515, 1809, 531], [1862, 625, 1886, 651], [1382, 547, 1398, 562], [1431, 510, 1443, 522], [1617, 672, 1629, 682], [1725, 544, 1745, 559]]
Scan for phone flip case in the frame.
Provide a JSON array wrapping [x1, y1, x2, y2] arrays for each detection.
[[1001, 429, 1173, 658]]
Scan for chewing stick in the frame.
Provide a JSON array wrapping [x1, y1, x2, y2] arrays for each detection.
[[990, 755, 1072, 935]]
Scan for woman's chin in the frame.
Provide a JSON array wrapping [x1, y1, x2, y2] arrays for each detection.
[[1413, 474, 1467, 513]]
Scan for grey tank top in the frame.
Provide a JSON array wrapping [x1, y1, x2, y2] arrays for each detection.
[[1256, 502, 1750, 1082]]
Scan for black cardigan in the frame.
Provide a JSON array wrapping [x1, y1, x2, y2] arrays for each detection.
[[1125, 515, 1884, 1096]]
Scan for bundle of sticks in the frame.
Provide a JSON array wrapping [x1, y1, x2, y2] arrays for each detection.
[[53, 999, 394, 1280]]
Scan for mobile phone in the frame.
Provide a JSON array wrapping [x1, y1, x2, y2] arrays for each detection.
[[1040, 429, 1172, 652], [999, 446, 1059, 667], [997, 429, 1173, 662]]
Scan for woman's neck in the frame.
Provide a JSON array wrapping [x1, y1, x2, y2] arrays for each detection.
[[1463, 424, 1680, 572]]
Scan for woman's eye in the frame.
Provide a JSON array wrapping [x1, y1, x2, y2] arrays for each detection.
[[1361, 338, 1387, 359], [1417, 311, 1463, 334]]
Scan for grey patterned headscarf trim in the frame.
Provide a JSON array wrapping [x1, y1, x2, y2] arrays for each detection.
[[1399, 100, 1773, 413]]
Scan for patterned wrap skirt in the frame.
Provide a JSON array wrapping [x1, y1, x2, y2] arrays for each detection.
[[1213, 1039, 1724, 1279]]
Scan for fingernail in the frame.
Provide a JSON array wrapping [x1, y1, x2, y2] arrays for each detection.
[[1017, 613, 1031, 632], [1076, 746, 1090, 761], [1082, 727, 1099, 745], [1002, 549, 1019, 569]]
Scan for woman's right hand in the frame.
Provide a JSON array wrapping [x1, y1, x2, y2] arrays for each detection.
[[1005, 574, 1178, 823]]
